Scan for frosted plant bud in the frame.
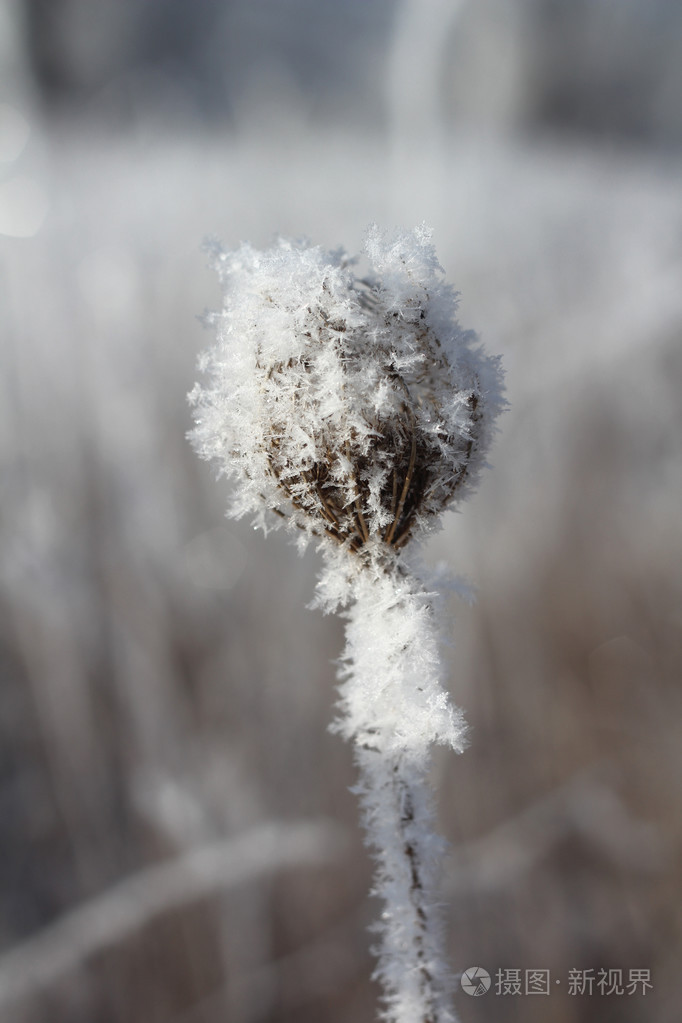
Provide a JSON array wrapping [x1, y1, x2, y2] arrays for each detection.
[[189, 225, 505, 562], [189, 224, 506, 1023]]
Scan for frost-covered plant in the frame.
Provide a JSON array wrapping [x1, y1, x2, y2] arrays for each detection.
[[189, 225, 505, 1023]]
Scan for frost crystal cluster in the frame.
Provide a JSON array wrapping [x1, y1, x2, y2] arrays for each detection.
[[190, 225, 505, 1023]]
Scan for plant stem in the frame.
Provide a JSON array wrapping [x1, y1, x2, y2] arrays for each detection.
[[333, 570, 463, 1023], [354, 747, 456, 1023]]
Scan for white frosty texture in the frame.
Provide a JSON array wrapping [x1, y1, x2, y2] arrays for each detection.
[[332, 567, 464, 1022], [354, 748, 457, 1023], [188, 224, 505, 553], [189, 224, 503, 1023], [330, 561, 466, 756]]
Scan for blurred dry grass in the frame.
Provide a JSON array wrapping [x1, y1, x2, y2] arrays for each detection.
[[2, 7, 682, 1018]]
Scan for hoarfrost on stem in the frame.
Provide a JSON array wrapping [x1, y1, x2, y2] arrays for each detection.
[[189, 224, 505, 1023]]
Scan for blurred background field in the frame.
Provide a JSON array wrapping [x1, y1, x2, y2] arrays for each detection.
[[1, 2, 681, 1021]]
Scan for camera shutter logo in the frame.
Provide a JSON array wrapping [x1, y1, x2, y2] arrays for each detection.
[[461, 967, 491, 996]]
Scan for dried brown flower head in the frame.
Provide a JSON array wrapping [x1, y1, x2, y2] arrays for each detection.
[[190, 226, 504, 561]]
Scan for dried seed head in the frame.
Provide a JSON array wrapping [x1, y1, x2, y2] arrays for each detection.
[[190, 225, 505, 562]]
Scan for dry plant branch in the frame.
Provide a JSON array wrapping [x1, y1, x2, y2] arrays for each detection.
[[0, 820, 344, 1012], [189, 225, 505, 1022]]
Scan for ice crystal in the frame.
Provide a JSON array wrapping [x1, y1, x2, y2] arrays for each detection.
[[189, 224, 504, 565], [189, 224, 505, 1023]]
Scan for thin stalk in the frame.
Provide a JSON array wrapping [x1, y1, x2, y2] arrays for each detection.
[[334, 574, 463, 1023]]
